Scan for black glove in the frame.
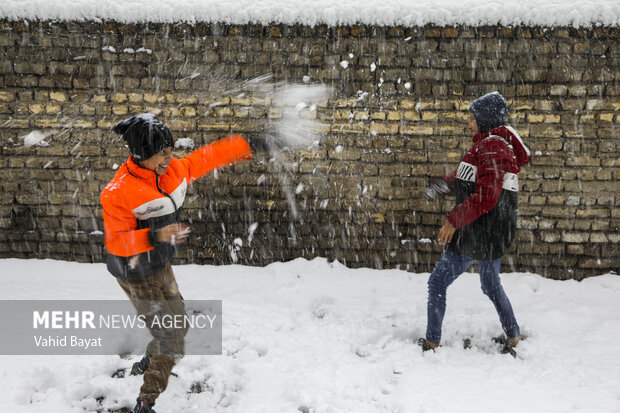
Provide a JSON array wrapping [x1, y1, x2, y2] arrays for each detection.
[[247, 136, 271, 154], [424, 177, 451, 199], [247, 135, 289, 155]]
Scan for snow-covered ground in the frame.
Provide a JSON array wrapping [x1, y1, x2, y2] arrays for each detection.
[[1, 0, 619, 27], [0, 258, 619, 412]]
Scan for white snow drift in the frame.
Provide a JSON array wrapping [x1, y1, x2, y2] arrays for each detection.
[[0, 258, 619, 412]]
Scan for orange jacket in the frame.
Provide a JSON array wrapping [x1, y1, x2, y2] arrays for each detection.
[[101, 135, 252, 280]]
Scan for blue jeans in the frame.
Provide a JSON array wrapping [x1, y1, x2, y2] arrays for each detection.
[[426, 250, 520, 344]]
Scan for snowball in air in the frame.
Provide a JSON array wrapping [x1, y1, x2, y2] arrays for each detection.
[[175, 138, 195, 150], [23, 130, 50, 147]]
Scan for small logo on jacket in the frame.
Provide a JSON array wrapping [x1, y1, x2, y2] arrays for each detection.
[[135, 205, 164, 219]]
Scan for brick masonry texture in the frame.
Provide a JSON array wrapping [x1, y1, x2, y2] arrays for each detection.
[[0, 21, 618, 280]]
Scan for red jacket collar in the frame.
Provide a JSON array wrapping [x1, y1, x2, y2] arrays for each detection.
[[473, 129, 492, 143], [472, 125, 530, 169], [473, 125, 512, 143]]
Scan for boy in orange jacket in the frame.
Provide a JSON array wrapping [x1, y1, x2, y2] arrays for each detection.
[[101, 114, 253, 413]]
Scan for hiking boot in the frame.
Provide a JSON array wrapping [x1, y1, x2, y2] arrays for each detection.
[[417, 338, 439, 352], [130, 356, 150, 376], [508, 336, 522, 347], [132, 397, 156, 413]]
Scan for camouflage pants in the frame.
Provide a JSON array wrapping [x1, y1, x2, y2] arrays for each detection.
[[117, 264, 189, 404]]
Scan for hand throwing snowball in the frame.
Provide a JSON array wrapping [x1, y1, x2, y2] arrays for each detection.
[[421, 92, 531, 353], [100, 114, 254, 413]]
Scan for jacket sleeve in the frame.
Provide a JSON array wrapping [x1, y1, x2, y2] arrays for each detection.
[[179, 134, 253, 183], [446, 140, 512, 228], [441, 171, 457, 196], [101, 190, 154, 257]]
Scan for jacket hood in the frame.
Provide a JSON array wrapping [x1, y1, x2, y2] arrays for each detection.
[[474, 125, 531, 171]]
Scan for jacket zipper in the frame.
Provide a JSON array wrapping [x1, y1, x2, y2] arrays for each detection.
[[155, 172, 178, 211]]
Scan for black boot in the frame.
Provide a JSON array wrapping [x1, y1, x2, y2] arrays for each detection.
[[132, 397, 156, 413], [131, 356, 150, 376]]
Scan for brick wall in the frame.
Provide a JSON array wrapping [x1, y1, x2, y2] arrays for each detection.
[[0, 20, 618, 279]]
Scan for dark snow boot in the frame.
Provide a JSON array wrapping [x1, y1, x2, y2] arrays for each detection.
[[132, 397, 156, 413], [131, 356, 150, 376]]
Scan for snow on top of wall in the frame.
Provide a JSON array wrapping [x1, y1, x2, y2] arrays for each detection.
[[1, 0, 619, 28]]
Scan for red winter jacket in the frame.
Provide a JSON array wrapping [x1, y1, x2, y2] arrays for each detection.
[[444, 126, 530, 260], [101, 135, 252, 280]]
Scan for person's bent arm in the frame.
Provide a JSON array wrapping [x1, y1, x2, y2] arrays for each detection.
[[446, 141, 513, 229]]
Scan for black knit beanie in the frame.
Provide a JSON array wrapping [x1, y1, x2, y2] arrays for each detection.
[[469, 91, 509, 134], [113, 114, 173, 161]]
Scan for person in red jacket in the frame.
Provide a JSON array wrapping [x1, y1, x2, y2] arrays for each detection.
[[419, 92, 531, 354], [100, 113, 253, 413]]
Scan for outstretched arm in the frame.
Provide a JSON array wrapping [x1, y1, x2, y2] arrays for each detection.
[[179, 134, 253, 183]]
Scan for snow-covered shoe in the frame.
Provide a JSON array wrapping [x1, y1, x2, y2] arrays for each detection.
[[492, 336, 519, 358], [132, 397, 156, 413], [417, 338, 439, 352], [131, 356, 150, 376]]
